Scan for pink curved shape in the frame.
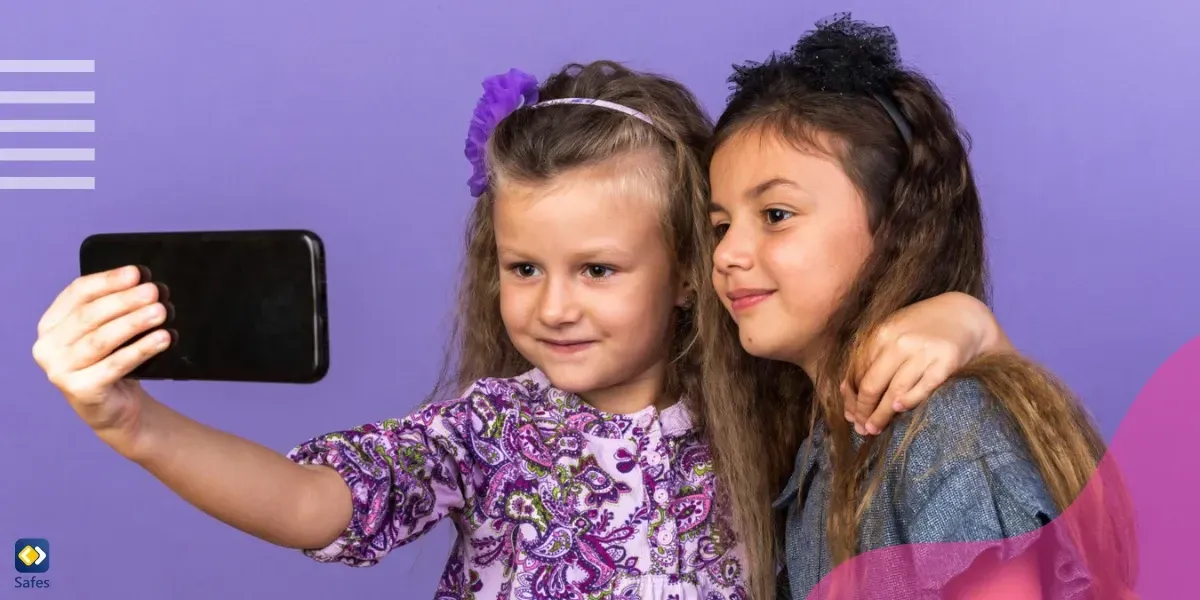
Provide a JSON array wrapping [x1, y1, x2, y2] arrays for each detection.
[[803, 334, 1200, 599]]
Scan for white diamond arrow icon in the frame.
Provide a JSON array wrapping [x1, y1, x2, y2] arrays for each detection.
[[33, 546, 46, 565]]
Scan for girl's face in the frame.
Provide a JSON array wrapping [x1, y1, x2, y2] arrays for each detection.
[[708, 128, 873, 372], [492, 157, 686, 409]]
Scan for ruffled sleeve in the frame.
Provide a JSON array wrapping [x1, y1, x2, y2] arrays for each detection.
[[286, 388, 482, 566]]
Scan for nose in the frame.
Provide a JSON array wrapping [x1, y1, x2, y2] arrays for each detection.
[[713, 223, 754, 275], [537, 275, 582, 327]]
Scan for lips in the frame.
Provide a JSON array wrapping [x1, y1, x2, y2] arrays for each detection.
[[726, 288, 774, 311], [540, 339, 596, 354]]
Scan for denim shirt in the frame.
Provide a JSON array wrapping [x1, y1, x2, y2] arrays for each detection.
[[774, 378, 1093, 599]]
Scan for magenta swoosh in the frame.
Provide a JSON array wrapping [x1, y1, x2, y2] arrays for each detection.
[[803, 333, 1200, 599]]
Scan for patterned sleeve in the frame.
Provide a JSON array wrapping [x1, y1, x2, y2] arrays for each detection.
[[884, 378, 1093, 597], [286, 389, 481, 566]]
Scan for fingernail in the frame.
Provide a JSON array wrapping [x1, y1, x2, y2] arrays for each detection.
[[854, 423, 866, 436], [866, 422, 880, 435], [139, 283, 157, 299], [154, 330, 172, 348], [892, 401, 905, 412], [844, 411, 855, 423], [145, 304, 166, 323]]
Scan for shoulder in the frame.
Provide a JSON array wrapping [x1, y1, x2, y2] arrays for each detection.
[[912, 377, 996, 426], [857, 380, 1084, 588], [463, 369, 550, 410], [880, 377, 1042, 504], [886, 377, 1025, 463], [411, 369, 548, 432], [879, 377, 1059, 533]]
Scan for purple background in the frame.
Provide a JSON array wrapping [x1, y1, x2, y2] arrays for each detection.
[[2, 0, 1197, 598]]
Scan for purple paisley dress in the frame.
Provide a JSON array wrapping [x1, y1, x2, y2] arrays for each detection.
[[287, 369, 747, 600]]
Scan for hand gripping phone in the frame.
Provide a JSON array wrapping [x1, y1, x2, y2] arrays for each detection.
[[79, 229, 329, 383]]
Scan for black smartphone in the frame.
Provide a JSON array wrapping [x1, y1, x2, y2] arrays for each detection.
[[79, 229, 329, 384]]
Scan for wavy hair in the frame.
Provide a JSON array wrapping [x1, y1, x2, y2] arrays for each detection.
[[697, 16, 1137, 600]]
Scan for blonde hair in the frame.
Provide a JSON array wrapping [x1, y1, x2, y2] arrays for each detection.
[[430, 61, 715, 410]]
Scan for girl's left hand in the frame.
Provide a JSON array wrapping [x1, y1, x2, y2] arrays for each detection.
[[845, 292, 1013, 435]]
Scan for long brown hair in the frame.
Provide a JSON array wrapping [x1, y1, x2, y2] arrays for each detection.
[[430, 60, 715, 410], [697, 18, 1137, 600]]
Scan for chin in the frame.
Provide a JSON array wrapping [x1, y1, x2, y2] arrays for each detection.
[[536, 363, 610, 395], [737, 327, 794, 362]]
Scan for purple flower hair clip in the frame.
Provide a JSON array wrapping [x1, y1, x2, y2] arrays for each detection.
[[464, 68, 539, 197]]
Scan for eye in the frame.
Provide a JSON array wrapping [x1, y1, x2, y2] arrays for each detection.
[[510, 264, 541, 278], [712, 223, 730, 240], [584, 264, 615, 279], [764, 208, 794, 224]]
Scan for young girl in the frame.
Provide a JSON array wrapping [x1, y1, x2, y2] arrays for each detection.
[[33, 61, 1013, 600], [700, 15, 1136, 600]]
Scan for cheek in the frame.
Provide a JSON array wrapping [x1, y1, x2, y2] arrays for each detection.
[[599, 278, 676, 334], [497, 282, 529, 328], [760, 233, 812, 287], [765, 226, 870, 312]]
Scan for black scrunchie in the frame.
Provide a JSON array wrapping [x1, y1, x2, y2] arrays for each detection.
[[727, 13, 911, 144], [789, 13, 901, 95]]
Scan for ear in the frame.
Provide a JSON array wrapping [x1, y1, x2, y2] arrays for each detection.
[[675, 278, 693, 308]]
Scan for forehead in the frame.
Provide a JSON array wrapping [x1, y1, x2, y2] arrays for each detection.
[[710, 127, 846, 200], [492, 163, 666, 253]]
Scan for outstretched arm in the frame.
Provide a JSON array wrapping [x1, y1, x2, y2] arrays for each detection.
[[128, 396, 353, 550], [33, 267, 355, 552], [35, 266, 472, 566], [131, 393, 473, 566]]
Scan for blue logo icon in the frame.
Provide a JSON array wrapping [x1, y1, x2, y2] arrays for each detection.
[[14, 539, 49, 574]]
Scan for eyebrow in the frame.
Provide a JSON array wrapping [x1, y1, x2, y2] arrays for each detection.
[[709, 177, 800, 212], [496, 245, 634, 262], [750, 177, 799, 197]]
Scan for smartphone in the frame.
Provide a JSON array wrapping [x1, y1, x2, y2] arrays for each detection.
[[79, 229, 329, 384]]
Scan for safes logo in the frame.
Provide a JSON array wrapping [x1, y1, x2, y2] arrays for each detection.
[[13, 538, 50, 590]]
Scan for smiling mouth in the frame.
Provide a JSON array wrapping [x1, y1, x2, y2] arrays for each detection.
[[727, 290, 774, 311], [540, 340, 596, 354]]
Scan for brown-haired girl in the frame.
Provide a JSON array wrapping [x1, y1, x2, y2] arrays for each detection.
[[34, 60, 1016, 599], [702, 14, 1136, 600]]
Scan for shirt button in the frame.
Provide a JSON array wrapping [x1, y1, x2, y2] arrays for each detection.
[[653, 488, 669, 505], [637, 413, 655, 430], [656, 527, 674, 546], [643, 450, 661, 465]]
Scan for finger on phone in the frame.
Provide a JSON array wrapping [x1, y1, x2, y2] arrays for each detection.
[[78, 328, 172, 386], [67, 302, 167, 370], [39, 266, 142, 336], [55, 282, 160, 347], [854, 348, 904, 427], [865, 356, 926, 434]]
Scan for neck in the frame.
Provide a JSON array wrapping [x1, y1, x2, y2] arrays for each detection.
[[793, 347, 822, 382], [578, 360, 674, 415], [793, 334, 835, 382]]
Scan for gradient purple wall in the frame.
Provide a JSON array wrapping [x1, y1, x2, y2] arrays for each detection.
[[2, 0, 1197, 598]]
